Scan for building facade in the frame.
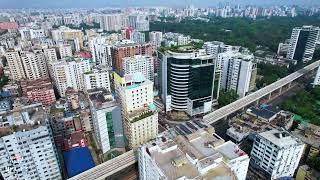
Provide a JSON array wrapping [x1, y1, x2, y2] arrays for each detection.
[[250, 129, 305, 179], [83, 68, 111, 92], [158, 49, 220, 116], [287, 26, 320, 62], [114, 72, 158, 149], [123, 55, 154, 82], [88, 89, 125, 154]]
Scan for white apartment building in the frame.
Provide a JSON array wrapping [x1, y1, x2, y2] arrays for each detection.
[[115, 72, 158, 148], [149, 31, 163, 48], [123, 55, 154, 82], [130, 31, 145, 43], [203, 41, 226, 59], [99, 14, 125, 32], [84, 68, 111, 92], [51, 58, 91, 97], [177, 35, 190, 46], [250, 129, 305, 179], [5, 51, 26, 80], [287, 26, 320, 62], [0, 109, 62, 180], [43, 48, 58, 63], [219, 51, 256, 97], [139, 128, 249, 180], [58, 44, 72, 58], [88, 89, 125, 154], [19, 27, 46, 40], [89, 36, 113, 66], [20, 51, 49, 80]]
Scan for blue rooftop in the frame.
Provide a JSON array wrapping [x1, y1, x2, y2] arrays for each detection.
[[63, 147, 95, 177], [65, 111, 73, 118]]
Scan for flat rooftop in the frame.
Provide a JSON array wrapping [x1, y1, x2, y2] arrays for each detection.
[[145, 128, 237, 179], [215, 141, 247, 160], [259, 129, 303, 148], [88, 88, 116, 109]]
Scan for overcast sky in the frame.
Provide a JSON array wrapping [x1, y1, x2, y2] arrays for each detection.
[[0, 0, 319, 8]]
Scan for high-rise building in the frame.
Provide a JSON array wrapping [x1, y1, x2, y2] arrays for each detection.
[[51, 26, 84, 48], [123, 55, 154, 82], [88, 89, 125, 154], [89, 36, 113, 67], [112, 42, 152, 74], [158, 48, 220, 116], [149, 31, 163, 48], [19, 27, 46, 40], [43, 48, 58, 63], [139, 127, 249, 180], [128, 15, 149, 31], [20, 50, 49, 80], [130, 31, 145, 43], [287, 26, 320, 62], [114, 72, 158, 149], [21, 78, 56, 105], [84, 67, 111, 92], [5, 51, 26, 80], [51, 58, 91, 97], [58, 44, 73, 58], [218, 51, 256, 97], [0, 109, 62, 180], [203, 41, 226, 59], [99, 14, 124, 32], [250, 129, 305, 179]]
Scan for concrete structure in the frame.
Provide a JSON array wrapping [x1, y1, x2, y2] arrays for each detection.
[[43, 48, 58, 63], [20, 50, 49, 80], [58, 44, 73, 58], [130, 31, 145, 43], [0, 22, 18, 30], [52, 26, 84, 49], [123, 55, 154, 82], [19, 27, 46, 40], [99, 14, 125, 32], [158, 48, 220, 116], [149, 31, 163, 48], [21, 78, 56, 105], [219, 51, 256, 97], [68, 150, 136, 180], [251, 129, 305, 179], [127, 15, 149, 31], [83, 68, 111, 92], [115, 72, 158, 149], [0, 109, 62, 180], [203, 41, 226, 59], [287, 26, 320, 62], [88, 89, 125, 154], [89, 36, 113, 67], [5, 51, 26, 80], [112, 42, 152, 74], [139, 128, 249, 180], [203, 60, 320, 124], [50, 58, 91, 97]]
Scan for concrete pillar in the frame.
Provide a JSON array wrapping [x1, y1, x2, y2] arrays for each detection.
[[268, 93, 272, 100], [256, 100, 259, 106], [288, 82, 292, 88], [279, 87, 283, 94]]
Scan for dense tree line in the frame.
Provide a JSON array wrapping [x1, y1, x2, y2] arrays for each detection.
[[281, 86, 320, 126], [151, 16, 320, 52]]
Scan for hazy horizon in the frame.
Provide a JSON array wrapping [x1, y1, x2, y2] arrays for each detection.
[[0, 0, 320, 9]]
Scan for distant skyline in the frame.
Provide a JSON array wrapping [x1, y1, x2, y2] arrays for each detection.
[[0, 0, 320, 9]]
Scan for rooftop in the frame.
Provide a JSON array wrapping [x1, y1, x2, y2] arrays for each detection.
[[88, 88, 116, 109], [0, 108, 48, 137], [259, 129, 303, 148], [144, 128, 237, 179]]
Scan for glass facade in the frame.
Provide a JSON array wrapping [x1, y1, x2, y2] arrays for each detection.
[[106, 112, 115, 149], [293, 30, 309, 61]]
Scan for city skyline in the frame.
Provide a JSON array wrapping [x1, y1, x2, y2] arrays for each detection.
[[1, 0, 320, 9]]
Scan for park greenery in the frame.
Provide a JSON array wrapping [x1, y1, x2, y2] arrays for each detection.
[[151, 16, 320, 52], [281, 86, 320, 126], [256, 63, 289, 88], [218, 90, 239, 107]]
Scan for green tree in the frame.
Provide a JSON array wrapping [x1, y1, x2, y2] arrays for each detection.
[[218, 90, 239, 107]]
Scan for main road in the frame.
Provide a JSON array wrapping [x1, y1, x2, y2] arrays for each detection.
[[203, 60, 320, 124]]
